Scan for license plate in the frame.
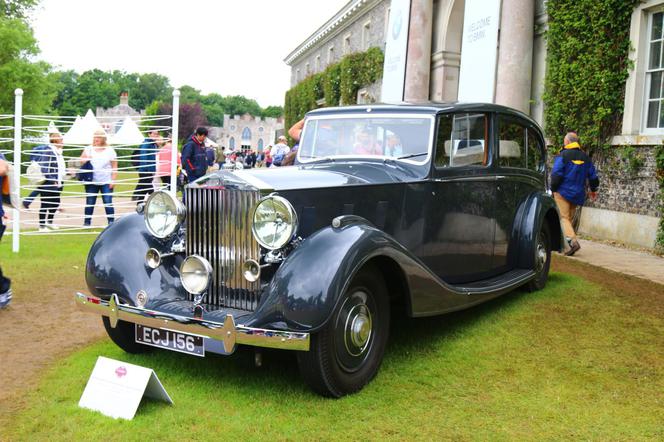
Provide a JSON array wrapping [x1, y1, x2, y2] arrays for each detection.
[[135, 324, 205, 357]]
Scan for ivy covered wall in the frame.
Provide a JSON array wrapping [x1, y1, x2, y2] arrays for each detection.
[[284, 47, 384, 137], [543, 0, 639, 151]]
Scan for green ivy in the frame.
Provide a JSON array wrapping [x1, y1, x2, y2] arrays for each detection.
[[284, 47, 384, 137], [543, 0, 639, 151], [655, 144, 664, 253]]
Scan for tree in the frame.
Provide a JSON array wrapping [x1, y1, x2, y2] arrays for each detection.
[[0, 0, 38, 19], [132, 73, 172, 110], [0, 16, 56, 114], [262, 105, 283, 118], [222, 95, 262, 117], [158, 102, 208, 143]]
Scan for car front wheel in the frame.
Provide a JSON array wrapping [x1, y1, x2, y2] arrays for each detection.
[[297, 265, 390, 397], [526, 222, 551, 291]]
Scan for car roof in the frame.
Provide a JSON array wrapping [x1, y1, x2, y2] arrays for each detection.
[[306, 102, 541, 128]]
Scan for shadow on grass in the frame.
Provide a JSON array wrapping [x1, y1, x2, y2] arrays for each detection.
[[117, 272, 573, 398]]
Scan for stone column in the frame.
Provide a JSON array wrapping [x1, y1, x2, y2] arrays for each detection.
[[494, 0, 535, 113], [404, 0, 434, 101]]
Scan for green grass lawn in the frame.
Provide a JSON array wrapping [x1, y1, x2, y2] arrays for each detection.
[[2, 237, 662, 441]]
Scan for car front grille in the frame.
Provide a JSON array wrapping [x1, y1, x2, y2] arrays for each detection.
[[185, 186, 262, 311]]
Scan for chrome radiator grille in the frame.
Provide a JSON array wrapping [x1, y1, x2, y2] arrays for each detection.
[[185, 187, 262, 311]]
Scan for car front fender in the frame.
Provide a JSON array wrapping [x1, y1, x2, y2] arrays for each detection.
[[246, 218, 466, 332], [85, 213, 186, 306]]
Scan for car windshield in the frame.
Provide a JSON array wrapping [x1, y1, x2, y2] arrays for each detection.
[[298, 116, 432, 162]]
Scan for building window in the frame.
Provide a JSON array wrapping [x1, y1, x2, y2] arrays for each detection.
[[362, 20, 371, 50], [646, 11, 664, 129], [305, 62, 310, 76], [296, 69, 300, 82], [328, 45, 335, 64], [343, 33, 352, 54], [315, 55, 321, 71], [258, 138, 264, 151], [229, 137, 235, 150], [242, 127, 251, 140]]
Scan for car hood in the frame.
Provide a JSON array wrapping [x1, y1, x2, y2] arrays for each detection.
[[193, 161, 425, 192]]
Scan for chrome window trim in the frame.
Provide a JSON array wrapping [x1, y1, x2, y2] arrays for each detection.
[[297, 113, 436, 166]]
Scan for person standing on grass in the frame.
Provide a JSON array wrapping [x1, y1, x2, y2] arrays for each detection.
[[156, 135, 181, 190], [551, 131, 600, 256], [34, 132, 66, 232], [181, 127, 209, 182], [132, 129, 159, 202], [80, 129, 117, 227], [0, 153, 12, 308]]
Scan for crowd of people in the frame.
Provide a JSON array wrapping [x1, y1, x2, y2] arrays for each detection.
[[16, 124, 300, 232]]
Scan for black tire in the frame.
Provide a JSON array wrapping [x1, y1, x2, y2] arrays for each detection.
[[525, 222, 552, 292], [102, 317, 152, 354], [297, 265, 390, 397]]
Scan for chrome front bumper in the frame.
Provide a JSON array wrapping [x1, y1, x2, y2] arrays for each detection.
[[75, 292, 310, 353]]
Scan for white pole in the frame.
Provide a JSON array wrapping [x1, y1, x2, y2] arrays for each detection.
[[170, 89, 180, 197], [12, 89, 23, 253]]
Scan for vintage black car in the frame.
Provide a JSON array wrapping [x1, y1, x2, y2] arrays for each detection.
[[76, 103, 563, 397]]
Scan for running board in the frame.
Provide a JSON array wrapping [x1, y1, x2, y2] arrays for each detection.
[[451, 269, 535, 295]]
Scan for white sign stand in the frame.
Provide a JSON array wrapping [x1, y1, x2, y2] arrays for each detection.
[[381, 0, 412, 102], [79, 356, 173, 420], [457, 0, 502, 102]]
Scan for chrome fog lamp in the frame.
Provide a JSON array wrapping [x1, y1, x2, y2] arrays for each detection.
[[180, 255, 213, 295], [251, 195, 298, 250], [243, 259, 261, 283], [145, 248, 162, 269], [144, 191, 185, 239]]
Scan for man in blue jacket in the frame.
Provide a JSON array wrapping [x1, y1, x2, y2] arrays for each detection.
[[132, 129, 160, 202], [550, 132, 600, 256], [181, 127, 209, 182]]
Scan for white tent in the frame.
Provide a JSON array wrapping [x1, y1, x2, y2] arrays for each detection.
[[47, 121, 60, 135], [204, 137, 219, 148], [63, 115, 85, 145], [110, 116, 144, 145], [63, 110, 102, 145]]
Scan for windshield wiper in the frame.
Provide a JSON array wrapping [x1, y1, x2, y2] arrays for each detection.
[[395, 152, 428, 160]]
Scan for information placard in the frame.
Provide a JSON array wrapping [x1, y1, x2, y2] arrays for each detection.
[[79, 356, 173, 420]]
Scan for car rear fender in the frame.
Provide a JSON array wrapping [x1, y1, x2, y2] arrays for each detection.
[[511, 191, 564, 269]]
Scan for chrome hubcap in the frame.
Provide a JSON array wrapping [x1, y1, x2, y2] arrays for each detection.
[[348, 306, 372, 351], [335, 289, 375, 372], [536, 234, 547, 272]]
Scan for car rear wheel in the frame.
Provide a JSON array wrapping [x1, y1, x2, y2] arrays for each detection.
[[526, 223, 551, 292], [297, 265, 390, 397], [102, 317, 152, 354]]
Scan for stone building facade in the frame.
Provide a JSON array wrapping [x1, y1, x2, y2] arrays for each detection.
[[96, 92, 145, 134], [284, 0, 663, 249], [285, 0, 389, 87], [214, 114, 284, 152]]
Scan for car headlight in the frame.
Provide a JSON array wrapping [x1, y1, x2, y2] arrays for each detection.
[[144, 191, 185, 238], [252, 195, 298, 250], [180, 255, 212, 295]]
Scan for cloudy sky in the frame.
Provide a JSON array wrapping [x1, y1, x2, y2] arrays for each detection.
[[31, 0, 349, 108]]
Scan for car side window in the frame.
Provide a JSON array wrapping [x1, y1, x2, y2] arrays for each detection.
[[435, 113, 487, 167], [497, 116, 526, 168], [527, 127, 544, 172]]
